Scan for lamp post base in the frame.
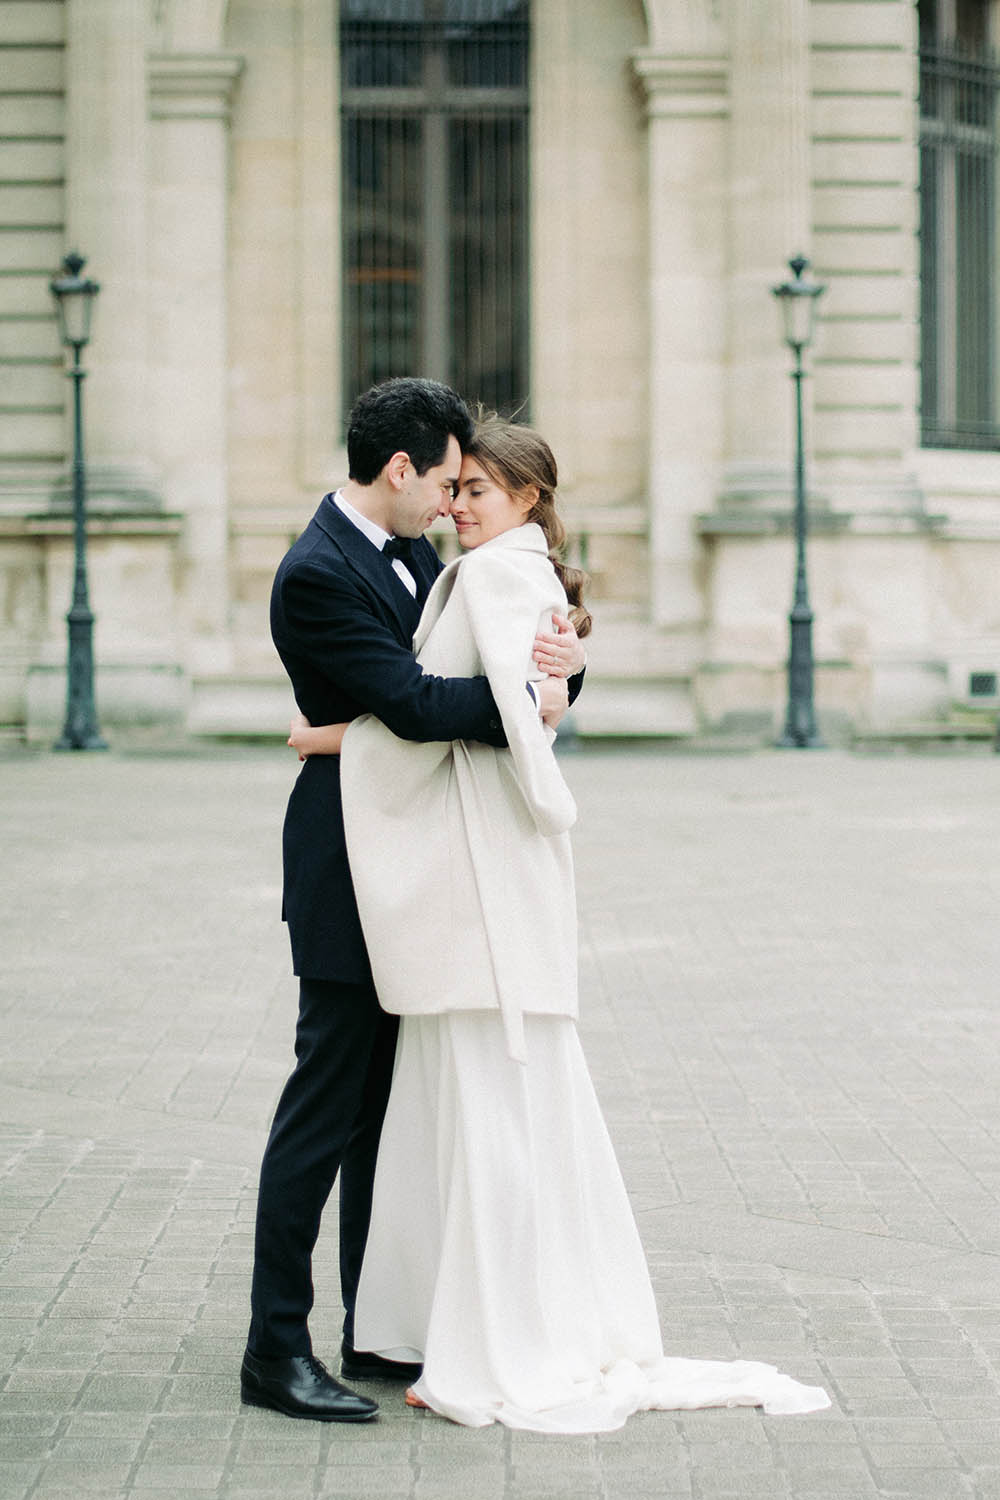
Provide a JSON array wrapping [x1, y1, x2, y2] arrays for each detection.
[[55, 602, 108, 751], [53, 732, 109, 752], [777, 732, 825, 749], [778, 603, 824, 749]]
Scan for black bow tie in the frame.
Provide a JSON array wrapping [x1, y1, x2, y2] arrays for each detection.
[[383, 535, 414, 563]]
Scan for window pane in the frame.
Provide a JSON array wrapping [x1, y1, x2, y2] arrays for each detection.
[[340, 0, 529, 419], [919, 144, 940, 431], [342, 115, 423, 397], [449, 114, 528, 412], [341, 24, 424, 87], [342, 0, 424, 19], [446, 0, 528, 87], [918, 2, 1000, 449], [341, 3, 424, 87], [956, 0, 989, 50], [955, 146, 994, 432]]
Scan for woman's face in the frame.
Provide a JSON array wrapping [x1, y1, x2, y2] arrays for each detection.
[[451, 457, 533, 549]]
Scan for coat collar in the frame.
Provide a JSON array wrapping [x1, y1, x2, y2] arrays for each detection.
[[413, 523, 551, 654], [477, 521, 548, 558], [431, 520, 548, 592]]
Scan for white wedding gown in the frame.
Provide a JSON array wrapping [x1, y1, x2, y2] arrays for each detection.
[[353, 1009, 830, 1433]]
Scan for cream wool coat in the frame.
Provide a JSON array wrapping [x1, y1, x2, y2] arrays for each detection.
[[340, 522, 578, 1062]]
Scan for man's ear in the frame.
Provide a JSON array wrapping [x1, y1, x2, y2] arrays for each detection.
[[385, 451, 411, 490]]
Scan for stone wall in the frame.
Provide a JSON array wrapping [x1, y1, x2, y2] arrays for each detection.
[[0, 0, 66, 724], [693, 0, 1000, 737], [1, 0, 999, 741]]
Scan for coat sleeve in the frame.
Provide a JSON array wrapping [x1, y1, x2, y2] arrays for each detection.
[[277, 560, 509, 746], [458, 551, 577, 836]]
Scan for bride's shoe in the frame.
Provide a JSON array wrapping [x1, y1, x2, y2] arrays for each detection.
[[405, 1387, 429, 1410]]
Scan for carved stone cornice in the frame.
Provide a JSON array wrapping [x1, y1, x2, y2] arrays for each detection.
[[147, 51, 245, 121], [630, 51, 728, 119]]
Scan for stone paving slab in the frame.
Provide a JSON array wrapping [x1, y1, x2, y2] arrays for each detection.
[[1, 744, 999, 1498]]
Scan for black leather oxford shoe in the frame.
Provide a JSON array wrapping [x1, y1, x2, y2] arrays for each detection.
[[340, 1338, 423, 1382], [240, 1351, 378, 1422]]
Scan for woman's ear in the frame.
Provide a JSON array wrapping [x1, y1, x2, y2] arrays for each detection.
[[518, 484, 540, 515]]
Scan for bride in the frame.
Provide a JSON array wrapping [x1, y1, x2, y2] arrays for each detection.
[[291, 416, 830, 1433]]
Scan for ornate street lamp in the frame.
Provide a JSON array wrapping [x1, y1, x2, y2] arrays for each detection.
[[772, 253, 825, 748], [49, 251, 107, 750]]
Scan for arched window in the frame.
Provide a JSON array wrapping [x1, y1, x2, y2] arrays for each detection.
[[340, 0, 530, 416], [919, 0, 1000, 448]]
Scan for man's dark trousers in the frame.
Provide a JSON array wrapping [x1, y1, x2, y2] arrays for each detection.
[[247, 975, 399, 1356]]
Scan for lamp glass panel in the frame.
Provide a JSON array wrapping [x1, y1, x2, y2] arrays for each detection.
[[53, 284, 96, 346], [779, 287, 817, 349]]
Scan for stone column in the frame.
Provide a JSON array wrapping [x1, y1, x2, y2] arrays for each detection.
[[630, 47, 728, 630], [148, 49, 243, 672], [63, 0, 158, 507], [723, 0, 812, 499]]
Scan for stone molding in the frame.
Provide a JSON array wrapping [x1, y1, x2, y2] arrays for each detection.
[[695, 508, 946, 539], [147, 51, 245, 120], [46, 462, 165, 516], [630, 51, 728, 118], [13, 513, 184, 538]]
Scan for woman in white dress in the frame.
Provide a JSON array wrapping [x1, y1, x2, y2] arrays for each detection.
[[291, 417, 830, 1433]]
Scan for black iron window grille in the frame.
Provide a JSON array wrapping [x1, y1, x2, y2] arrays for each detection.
[[340, 0, 530, 420], [919, 1, 1000, 449]]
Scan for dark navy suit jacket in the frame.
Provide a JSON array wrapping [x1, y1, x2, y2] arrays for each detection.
[[271, 494, 510, 982]]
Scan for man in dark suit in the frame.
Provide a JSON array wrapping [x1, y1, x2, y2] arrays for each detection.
[[241, 379, 584, 1422]]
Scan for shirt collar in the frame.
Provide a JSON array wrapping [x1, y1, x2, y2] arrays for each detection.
[[334, 489, 393, 552]]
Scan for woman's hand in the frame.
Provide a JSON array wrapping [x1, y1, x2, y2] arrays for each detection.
[[289, 714, 351, 759], [532, 614, 586, 678], [288, 711, 313, 761]]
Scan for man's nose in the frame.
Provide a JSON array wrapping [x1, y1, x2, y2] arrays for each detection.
[[437, 492, 453, 516]]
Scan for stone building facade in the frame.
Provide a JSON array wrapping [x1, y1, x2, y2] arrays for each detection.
[[2, 0, 999, 740]]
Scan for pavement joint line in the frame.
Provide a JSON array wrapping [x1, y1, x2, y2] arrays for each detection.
[[3, 747, 1000, 1498]]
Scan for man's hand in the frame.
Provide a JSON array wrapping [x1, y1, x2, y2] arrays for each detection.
[[536, 675, 569, 730], [533, 614, 586, 678]]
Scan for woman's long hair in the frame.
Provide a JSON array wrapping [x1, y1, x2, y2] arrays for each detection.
[[464, 415, 592, 639]]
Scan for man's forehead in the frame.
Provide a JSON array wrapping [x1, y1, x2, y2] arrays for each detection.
[[442, 435, 462, 477]]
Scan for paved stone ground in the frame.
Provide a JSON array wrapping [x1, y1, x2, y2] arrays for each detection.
[[1, 741, 999, 1500]]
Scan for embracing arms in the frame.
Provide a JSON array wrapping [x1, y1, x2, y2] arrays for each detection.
[[277, 556, 584, 749], [288, 609, 584, 757], [277, 560, 507, 745]]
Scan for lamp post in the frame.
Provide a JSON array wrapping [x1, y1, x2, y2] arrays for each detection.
[[772, 254, 825, 748], [49, 251, 107, 750]]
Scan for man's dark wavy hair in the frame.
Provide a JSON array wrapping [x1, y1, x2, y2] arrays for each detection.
[[346, 377, 474, 485]]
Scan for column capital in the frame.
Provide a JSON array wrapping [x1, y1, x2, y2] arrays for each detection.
[[630, 50, 728, 119], [147, 51, 244, 121]]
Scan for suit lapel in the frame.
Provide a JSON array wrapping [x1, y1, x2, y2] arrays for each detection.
[[410, 536, 444, 606], [314, 494, 421, 642]]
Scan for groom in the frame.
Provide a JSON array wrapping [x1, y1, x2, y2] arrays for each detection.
[[242, 378, 585, 1422]]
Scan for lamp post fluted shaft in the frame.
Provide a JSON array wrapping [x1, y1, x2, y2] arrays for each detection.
[[779, 342, 822, 748], [55, 339, 106, 751]]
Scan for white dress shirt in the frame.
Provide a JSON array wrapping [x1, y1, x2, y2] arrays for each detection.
[[334, 489, 417, 597]]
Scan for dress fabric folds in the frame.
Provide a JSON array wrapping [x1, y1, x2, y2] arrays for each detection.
[[353, 1010, 831, 1433]]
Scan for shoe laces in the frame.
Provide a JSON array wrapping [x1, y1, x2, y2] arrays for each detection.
[[301, 1355, 330, 1386]]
